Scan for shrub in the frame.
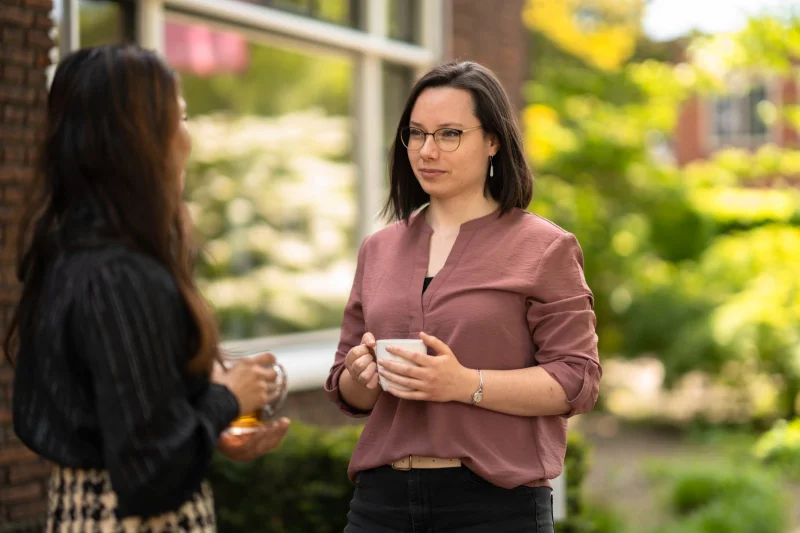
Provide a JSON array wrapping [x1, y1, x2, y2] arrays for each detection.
[[651, 461, 787, 533], [210, 423, 594, 532], [754, 418, 800, 478]]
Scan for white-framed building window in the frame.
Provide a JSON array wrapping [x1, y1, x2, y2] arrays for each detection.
[[56, 0, 443, 389], [708, 73, 780, 149]]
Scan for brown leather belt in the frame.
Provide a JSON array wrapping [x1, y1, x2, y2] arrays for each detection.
[[390, 455, 462, 471]]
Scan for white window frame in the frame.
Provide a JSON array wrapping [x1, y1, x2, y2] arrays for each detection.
[[707, 71, 781, 150]]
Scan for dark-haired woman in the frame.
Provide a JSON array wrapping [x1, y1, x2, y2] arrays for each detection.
[[325, 61, 602, 532], [7, 45, 289, 531]]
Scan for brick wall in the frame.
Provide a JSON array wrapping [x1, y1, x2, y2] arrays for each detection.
[[0, 0, 54, 530], [445, 0, 528, 115]]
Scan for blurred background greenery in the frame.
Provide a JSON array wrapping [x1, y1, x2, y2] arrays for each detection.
[[72, 0, 800, 530]]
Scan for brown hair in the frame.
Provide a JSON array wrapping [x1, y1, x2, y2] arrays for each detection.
[[3, 45, 218, 375], [382, 61, 533, 222]]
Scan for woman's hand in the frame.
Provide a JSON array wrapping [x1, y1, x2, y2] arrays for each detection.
[[344, 332, 379, 390], [217, 417, 291, 462], [213, 352, 277, 417], [377, 332, 478, 403]]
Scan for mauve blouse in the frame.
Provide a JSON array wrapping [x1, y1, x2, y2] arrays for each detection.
[[325, 206, 601, 489]]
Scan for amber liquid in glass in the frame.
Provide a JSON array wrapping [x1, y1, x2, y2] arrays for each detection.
[[228, 412, 262, 435]]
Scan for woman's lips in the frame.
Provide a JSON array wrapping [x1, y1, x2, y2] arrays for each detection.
[[420, 169, 445, 179]]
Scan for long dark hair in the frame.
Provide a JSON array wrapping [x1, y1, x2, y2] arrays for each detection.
[[382, 61, 534, 222], [3, 45, 219, 375]]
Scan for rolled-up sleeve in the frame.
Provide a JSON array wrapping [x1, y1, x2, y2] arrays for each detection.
[[324, 236, 372, 417], [527, 233, 601, 417]]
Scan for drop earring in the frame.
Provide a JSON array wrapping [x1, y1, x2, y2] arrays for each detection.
[[489, 155, 494, 178]]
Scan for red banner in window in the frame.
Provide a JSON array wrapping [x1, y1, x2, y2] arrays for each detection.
[[165, 21, 249, 76]]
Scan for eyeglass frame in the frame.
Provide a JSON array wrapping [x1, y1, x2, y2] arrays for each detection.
[[400, 125, 484, 152]]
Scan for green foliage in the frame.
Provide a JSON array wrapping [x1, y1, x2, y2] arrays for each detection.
[[210, 424, 362, 533], [754, 418, 800, 478], [649, 462, 787, 533], [182, 111, 357, 339], [210, 423, 594, 532], [525, 9, 800, 419]]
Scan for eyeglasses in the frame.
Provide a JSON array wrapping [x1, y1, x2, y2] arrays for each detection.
[[400, 125, 483, 152]]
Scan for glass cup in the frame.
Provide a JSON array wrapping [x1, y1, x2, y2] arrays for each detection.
[[222, 351, 289, 436]]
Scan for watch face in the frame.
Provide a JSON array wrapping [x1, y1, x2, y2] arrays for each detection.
[[473, 391, 483, 403]]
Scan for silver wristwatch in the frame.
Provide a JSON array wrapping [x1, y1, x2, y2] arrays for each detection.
[[471, 369, 483, 405]]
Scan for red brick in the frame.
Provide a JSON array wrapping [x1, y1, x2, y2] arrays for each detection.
[[0, 166, 33, 183], [9, 499, 47, 520], [1, 28, 25, 47], [0, 126, 36, 144], [2, 105, 26, 125], [0, 482, 40, 503], [0, 47, 35, 67], [26, 28, 52, 48], [9, 461, 52, 484], [2, 146, 26, 164], [24, 148, 39, 165], [23, 0, 53, 9], [0, 408, 9, 424], [0, 6, 35, 26], [0, 86, 20, 104], [33, 13, 52, 29], [1, 65, 25, 85], [26, 69, 43, 86], [4, 186, 24, 205], [0, 127, 24, 143], [34, 50, 52, 68], [26, 109, 45, 125], [0, 446, 37, 467]]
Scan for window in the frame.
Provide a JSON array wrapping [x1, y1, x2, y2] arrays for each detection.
[[50, 0, 135, 83], [711, 83, 772, 148], [168, 17, 357, 339], [58, 0, 443, 367]]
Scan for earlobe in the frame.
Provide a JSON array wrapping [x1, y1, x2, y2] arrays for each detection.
[[489, 135, 500, 156]]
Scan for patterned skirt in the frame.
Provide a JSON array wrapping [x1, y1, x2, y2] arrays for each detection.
[[47, 466, 217, 532]]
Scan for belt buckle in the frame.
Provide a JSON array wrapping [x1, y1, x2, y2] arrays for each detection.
[[392, 455, 413, 471]]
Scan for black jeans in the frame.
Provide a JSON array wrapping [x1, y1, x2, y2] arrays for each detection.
[[344, 466, 555, 533]]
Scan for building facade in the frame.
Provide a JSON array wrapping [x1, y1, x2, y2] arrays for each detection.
[[675, 73, 799, 165]]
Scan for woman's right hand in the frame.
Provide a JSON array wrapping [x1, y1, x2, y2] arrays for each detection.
[[345, 332, 379, 390], [214, 353, 277, 417]]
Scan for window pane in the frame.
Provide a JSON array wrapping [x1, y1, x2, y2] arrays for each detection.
[[79, 0, 129, 46], [234, 0, 362, 29], [714, 96, 738, 140], [748, 85, 768, 136], [52, 0, 133, 52], [167, 18, 357, 339], [383, 63, 414, 153], [388, 0, 419, 43]]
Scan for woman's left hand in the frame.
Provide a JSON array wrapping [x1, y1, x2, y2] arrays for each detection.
[[377, 332, 478, 403]]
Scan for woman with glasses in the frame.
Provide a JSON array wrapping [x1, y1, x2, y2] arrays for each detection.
[[325, 61, 601, 532]]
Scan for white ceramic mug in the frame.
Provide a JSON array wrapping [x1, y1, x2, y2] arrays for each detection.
[[375, 338, 426, 392]]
